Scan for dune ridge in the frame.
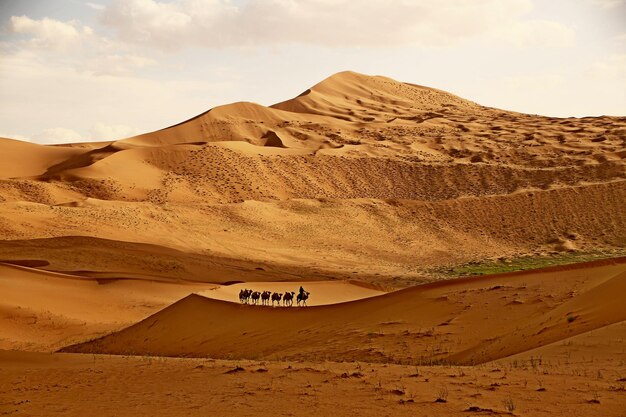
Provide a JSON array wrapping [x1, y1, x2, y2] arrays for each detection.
[[0, 179, 623, 283], [0, 261, 388, 352], [61, 259, 626, 365], [1, 71, 624, 282]]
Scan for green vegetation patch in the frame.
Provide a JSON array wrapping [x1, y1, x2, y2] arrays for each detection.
[[445, 250, 626, 278]]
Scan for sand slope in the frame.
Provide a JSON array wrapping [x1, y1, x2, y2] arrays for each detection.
[[199, 280, 387, 306], [0, 138, 88, 179], [0, 261, 390, 352], [62, 259, 626, 365], [1, 72, 624, 279], [0, 179, 623, 284], [0, 262, 220, 351]]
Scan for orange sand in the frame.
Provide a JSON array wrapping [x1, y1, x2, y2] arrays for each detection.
[[1, 72, 625, 416]]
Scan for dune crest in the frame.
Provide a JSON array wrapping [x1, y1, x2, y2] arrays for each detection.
[[0, 71, 624, 281], [61, 259, 626, 365], [272, 70, 478, 121]]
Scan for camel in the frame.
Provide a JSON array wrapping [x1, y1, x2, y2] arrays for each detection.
[[282, 291, 295, 307], [271, 292, 282, 306], [297, 291, 310, 307], [261, 291, 271, 306], [250, 291, 261, 305], [239, 289, 252, 304]]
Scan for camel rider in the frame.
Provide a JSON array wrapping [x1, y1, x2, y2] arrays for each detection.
[[299, 286, 305, 297]]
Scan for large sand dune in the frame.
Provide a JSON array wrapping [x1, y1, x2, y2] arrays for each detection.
[[1, 71, 624, 281]]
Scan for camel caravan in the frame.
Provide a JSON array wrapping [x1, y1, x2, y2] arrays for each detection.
[[238, 287, 310, 307]]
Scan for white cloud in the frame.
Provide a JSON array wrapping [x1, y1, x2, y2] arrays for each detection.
[[4, 15, 156, 78], [0, 47, 234, 144], [102, 0, 197, 49], [85, 2, 106, 10], [8, 15, 92, 50], [33, 127, 83, 144], [99, 0, 573, 49], [0, 0, 623, 139], [89, 123, 142, 140]]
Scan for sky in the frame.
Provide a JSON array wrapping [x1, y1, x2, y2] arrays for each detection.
[[0, 0, 625, 144]]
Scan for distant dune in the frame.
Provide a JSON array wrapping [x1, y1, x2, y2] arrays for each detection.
[[0, 71, 624, 282]]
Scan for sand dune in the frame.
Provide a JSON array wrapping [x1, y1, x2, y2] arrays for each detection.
[[62, 259, 626, 365], [0, 179, 623, 284], [119, 101, 327, 148], [2, 71, 626, 415], [0, 72, 624, 281], [0, 261, 388, 352], [272, 71, 479, 121], [0, 138, 88, 179], [0, 236, 358, 283], [199, 280, 387, 306], [0, 262, 219, 351]]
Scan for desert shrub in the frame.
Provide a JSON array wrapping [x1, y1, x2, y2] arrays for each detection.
[[503, 397, 515, 412], [435, 386, 448, 403]]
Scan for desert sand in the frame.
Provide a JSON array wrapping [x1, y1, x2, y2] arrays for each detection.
[[1, 72, 625, 415]]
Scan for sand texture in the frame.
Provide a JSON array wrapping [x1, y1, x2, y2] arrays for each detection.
[[1, 72, 625, 416], [0, 71, 624, 281]]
